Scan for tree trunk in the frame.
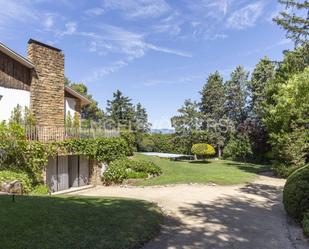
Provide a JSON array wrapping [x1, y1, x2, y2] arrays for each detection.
[[194, 154, 197, 160], [218, 145, 221, 158]]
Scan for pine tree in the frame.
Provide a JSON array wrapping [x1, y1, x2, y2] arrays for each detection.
[[106, 90, 135, 130], [250, 57, 276, 119], [273, 0, 309, 46], [199, 71, 226, 157], [225, 66, 249, 126], [9, 105, 23, 125], [200, 71, 225, 121], [65, 111, 72, 128], [135, 103, 151, 133], [72, 112, 80, 129]]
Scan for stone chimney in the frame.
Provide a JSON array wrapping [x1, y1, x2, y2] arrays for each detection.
[[28, 39, 65, 127]]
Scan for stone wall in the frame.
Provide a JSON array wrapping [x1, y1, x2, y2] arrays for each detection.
[[28, 39, 65, 127], [89, 160, 103, 186]]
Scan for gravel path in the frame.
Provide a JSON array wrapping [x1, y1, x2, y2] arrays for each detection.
[[75, 175, 309, 249]]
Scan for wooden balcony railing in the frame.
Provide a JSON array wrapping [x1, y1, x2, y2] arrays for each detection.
[[24, 126, 119, 142]]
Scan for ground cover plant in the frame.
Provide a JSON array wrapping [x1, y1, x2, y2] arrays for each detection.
[[133, 153, 269, 186], [102, 157, 162, 184]]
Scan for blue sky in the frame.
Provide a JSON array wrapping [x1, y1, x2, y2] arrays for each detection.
[[1, 0, 293, 129]]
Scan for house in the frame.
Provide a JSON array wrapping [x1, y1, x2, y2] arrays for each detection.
[[0, 39, 101, 192]]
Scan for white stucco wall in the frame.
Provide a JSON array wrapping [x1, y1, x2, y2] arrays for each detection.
[[65, 97, 77, 118], [0, 86, 30, 121]]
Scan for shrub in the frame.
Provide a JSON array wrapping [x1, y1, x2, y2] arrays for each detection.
[[120, 131, 135, 155], [191, 143, 216, 159], [0, 170, 32, 193], [102, 158, 161, 184], [223, 135, 252, 161], [0, 124, 49, 183], [140, 134, 185, 154], [270, 129, 308, 177], [303, 212, 309, 237], [58, 137, 132, 163], [283, 165, 309, 222], [30, 184, 50, 195]]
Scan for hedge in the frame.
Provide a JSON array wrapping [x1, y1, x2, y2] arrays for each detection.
[[283, 165, 309, 222]]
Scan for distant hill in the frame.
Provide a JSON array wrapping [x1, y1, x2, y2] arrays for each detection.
[[151, 129, 175, 134]]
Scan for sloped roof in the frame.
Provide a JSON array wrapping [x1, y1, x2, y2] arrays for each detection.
[[65, 86, 92, 106], [0, 42, 34, 69]]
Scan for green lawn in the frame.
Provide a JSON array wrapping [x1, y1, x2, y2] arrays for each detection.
[[134, 153, 270, 186], [0, 195, 163, 249]]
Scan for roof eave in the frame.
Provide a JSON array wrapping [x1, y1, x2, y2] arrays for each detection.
[[0, 43, 34, 69], [65, 86, 92, 106]]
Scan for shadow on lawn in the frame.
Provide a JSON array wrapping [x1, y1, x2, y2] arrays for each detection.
[[226, 162, 272, 175], [0, 196, 163, 249], [145, 183, 295, 249], [188, 160, 211, 164]]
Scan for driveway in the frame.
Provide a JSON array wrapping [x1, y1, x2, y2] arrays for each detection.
[[75, 175, 309, 249]]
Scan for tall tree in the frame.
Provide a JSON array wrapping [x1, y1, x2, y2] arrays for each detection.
[[135, 103, 151, 133], [264, 67, 309, 175], [224, 66, 249, 126], [199, 71, 226, 156], [273, 0, 309, 46], [171, 99, 206, 154], [106, 90, 135, 130], [200, 71, 225, 121], [250, 57, 276, 119], [134, 103, 151, 150]]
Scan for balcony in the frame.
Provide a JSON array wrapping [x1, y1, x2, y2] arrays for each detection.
[[24, 125, 119, 142]]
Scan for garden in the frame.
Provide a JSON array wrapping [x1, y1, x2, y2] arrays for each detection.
[[0, 0, 308, 245]]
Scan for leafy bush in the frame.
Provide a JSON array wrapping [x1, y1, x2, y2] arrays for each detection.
[[283, 166, 309, 222], [191, 143, 216, 158], [57, 137, 132, 163], [120, 131, 135, 155], [140, 134, 184, 154], [0, 123, 133, 187], [270, 129, 308, 177], [102, 158, 161, 184], [303, 212, 309, 237], [223, 135, 252, 161], [0, 170, 32, 193], [30, 184, 50, 195], [0, 123, 49, 183]]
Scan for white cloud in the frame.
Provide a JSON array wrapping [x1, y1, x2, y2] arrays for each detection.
[[152, 12, 183, 36], [102, 0, 170, 19], [146, 44, 191, 57], [85, 7, 105, 16], [187, 0, 230, 20], [83, 25, 191, 81], [65, 22, 77, 34], [142, 74, 204, 87], [85, 60, 129, 82], [0, 0, 38, 24], [227, 2, 264, 29], [43, 15, 54, 29], [86, 25, 191, 59]]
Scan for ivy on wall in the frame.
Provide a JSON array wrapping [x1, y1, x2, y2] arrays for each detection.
[[0, 123, 132, 184]]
